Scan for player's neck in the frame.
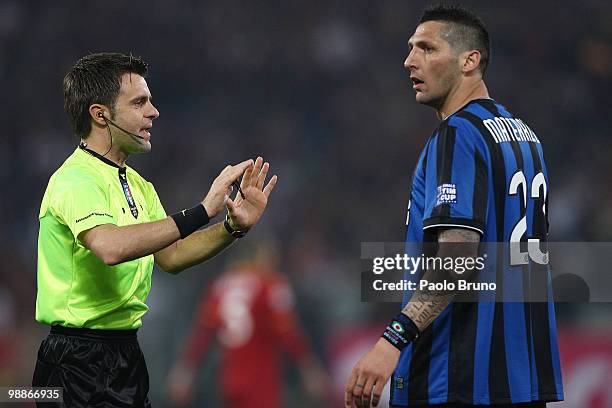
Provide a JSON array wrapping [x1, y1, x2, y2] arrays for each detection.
[[80, 131, 129, 167], [437, 80, 490, 121]]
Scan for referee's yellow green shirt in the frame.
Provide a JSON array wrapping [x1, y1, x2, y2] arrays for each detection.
[[36, 146, 167, 329]]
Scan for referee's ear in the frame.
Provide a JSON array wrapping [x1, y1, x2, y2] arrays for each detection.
[[461, 50, 482, 76], [90, 104, 109, 127]]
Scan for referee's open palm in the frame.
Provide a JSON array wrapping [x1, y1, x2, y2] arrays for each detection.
[[226, 156, 277, 230]]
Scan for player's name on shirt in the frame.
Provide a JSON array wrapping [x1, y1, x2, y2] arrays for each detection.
[[481, 116, 541, 144]]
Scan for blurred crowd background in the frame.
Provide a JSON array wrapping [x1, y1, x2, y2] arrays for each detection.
[[1, 0, 611, 406]]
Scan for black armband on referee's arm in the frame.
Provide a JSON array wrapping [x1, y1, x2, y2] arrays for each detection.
[[170, 204, 210, 239], [381, 313, 420, 351]]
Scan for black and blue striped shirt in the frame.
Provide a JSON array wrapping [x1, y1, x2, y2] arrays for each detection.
[[391, 99, 563, 406]]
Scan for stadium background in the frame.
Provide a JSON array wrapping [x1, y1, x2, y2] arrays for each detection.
[[1, 0, 611, 406]]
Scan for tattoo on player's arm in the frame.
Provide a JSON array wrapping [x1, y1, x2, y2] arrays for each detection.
[[402, 228, 480, 332], [438, 228, 480, 243]]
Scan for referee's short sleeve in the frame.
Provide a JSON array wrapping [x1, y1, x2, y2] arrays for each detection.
[[422, 119, 489, 235], [52, 179, 117, 241]]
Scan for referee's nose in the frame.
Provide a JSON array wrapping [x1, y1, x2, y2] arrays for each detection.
[[147, 102, 160, 120]]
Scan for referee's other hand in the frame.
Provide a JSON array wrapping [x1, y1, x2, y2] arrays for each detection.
[[202, 159, 254, 218]]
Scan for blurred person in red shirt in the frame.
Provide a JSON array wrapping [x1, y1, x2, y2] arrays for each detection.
[[0, 286, 16, 384], [167, 241, 329, 407]]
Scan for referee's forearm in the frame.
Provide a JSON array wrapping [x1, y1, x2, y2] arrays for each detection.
[[155, 222, 235, 274], [80, 217, 181, 266]]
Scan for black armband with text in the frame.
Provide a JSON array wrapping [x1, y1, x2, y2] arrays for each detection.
[[170, 204, 209, 239], [381, 313, 420, 351]]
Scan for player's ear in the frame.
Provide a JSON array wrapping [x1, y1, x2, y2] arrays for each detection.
[[461, 50, 482, 75]]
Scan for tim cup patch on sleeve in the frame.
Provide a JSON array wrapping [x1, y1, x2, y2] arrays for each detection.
[[436, 183, 457, 206]]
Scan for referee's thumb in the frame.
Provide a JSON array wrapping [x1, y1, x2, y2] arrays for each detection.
[[226, 198, 236, 212]]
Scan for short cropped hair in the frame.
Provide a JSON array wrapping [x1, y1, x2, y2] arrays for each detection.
[[63, 52, 148, 138], [420, 4, 490, 76]]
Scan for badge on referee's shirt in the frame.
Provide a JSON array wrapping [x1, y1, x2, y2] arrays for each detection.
[[118, 169, 139, 219]]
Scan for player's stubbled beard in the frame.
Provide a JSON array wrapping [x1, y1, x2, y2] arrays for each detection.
[[421, 59, 461, 110]]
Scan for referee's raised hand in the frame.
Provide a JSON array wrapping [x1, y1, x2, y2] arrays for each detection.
[[226, 156, 278, 230], [201, 159, 255, 218]]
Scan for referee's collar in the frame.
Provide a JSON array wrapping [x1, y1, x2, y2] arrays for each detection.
[[78, 142, 126, 171]]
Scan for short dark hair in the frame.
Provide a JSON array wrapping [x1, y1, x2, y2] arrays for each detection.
[[419, 4, 490, 76], [63, 52, 148, 138]]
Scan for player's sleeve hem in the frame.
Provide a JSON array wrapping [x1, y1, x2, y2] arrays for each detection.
[[422, 216, 484, 235]]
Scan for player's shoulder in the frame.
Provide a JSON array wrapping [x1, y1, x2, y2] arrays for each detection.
[[447, 98, 513, 126], [263, 273, 295, 310], [444, 99, 515, 146], [251, 267, 285, 283]]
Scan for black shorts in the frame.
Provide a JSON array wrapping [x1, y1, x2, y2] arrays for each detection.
[[32, 325, 151, 408]]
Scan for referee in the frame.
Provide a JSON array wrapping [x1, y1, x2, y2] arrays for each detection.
[[33, 52, 277, 407]]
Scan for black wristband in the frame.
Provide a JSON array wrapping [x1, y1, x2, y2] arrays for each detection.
[[223, 213, 249, 238], [381, 313, 420, 351], [170, 204, 210, 239]]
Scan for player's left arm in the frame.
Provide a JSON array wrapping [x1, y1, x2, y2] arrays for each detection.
[[155, 160, 277, 274], [401, 227, 480, 329], [346, 120, 487, 407], [345, 228, 480, 408]]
